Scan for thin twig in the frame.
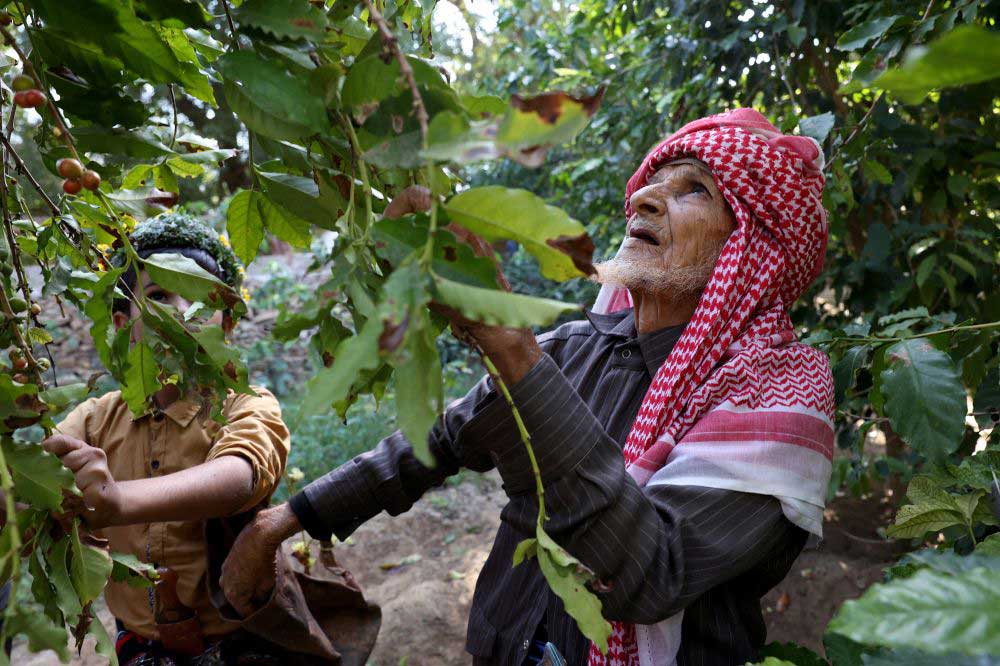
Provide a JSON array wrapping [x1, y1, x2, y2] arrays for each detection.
[[362, 0, 429, 143], [825, 91, 884, 171], [168, 84, 179, 150], [773, 43, 802, 115], [0, 131, 59, 216]]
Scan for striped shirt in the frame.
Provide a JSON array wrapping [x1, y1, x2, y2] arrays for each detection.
[[290, 309, 806, 665]]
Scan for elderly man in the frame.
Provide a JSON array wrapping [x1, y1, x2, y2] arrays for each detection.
[[221, 109, 835, 666]]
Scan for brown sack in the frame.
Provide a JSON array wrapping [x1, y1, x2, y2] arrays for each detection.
[[205, 512, 381, 665]]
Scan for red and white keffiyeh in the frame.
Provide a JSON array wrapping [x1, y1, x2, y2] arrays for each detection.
[[586, 109, 835, 666]]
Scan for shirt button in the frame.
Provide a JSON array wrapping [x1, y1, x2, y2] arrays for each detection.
[[152, 412, 165, 423], [621, 348, 632, 359], [522, 639, 530, 650], [151, 460, 160, 471]]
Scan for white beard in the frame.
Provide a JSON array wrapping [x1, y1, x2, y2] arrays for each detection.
[[594, 247, 721, 298]]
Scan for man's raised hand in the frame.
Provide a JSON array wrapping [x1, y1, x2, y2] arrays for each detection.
[[42, 434, 123, 528]]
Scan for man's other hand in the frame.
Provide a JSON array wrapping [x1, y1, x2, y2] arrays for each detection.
[[42, 434, 122, 528], [220, 502, 301, 617]]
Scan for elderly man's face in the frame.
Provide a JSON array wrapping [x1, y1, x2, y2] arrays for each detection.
[[598, 159, 735, 297]]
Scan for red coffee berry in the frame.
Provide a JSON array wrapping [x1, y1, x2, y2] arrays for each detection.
[[11, 75, 34, 92], [62, 179, 82, 195], [81, 169, 101, 191], [23, 89, 46, 108], [0, 13, 12, 26], [56, 158, 84, 179], [12, 358, 27, 371], [13, 91, 29, 108]]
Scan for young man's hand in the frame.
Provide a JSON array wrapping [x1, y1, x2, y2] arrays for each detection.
[[42, 434, 123, 528], [220, 502, 302, 617]]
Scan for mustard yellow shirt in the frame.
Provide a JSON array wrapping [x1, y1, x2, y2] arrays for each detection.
[[56, 386, 290, 640]]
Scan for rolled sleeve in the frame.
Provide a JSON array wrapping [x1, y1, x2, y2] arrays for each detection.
[[207, 386, 290, 512]]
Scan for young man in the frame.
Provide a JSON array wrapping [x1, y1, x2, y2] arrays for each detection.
[[43, 213, 292, 664]]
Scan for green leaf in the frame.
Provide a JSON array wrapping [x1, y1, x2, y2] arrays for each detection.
[[898, 549, 1000, 576], [121, 342, 162, 415], [258, 194, 313, 249], [44, 537, 83, 626], [512, 537, 538, 566], [392, 305, 441, 467], [340, 54, 449, 110], [142, 252, 246, 315], [2, 439, 75, 511], [111, 551, 157, 588], [444, 186, 591, 281], [827, 567, 1000, 655], [799, 112, 836, 143], [833, 345, 870, 404], [946, 253, 978, 280], [976, 534, 1000, 556], [88, 614, 118, 666], [235, 0, 328, 40], [875, 26, 1000, 104], [258, 171, 342, 230], [862, 160, 893, 185], [70, 523, 113, 606], [226, 190, 266, 265], [432, 276, 579, 327], [32, 28, 127, 89], [534, 526, 611, 653], [217, 51, 329, 140], [297, 316, 383, 419], [104, 8, 214, 104], [72, 126, 173, 159], [5, 605, 70, 663], [836, 16, 900, 51], [886, 476, 977, 539], [824, 632, 865, 666], [880, 339, 966, 460], [39, 383, 91, 414], [136, 0, 210, 27]]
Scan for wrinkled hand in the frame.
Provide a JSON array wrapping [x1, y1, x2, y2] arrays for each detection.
[[42, 434, 122, 528], [220, 503, 300, 617]]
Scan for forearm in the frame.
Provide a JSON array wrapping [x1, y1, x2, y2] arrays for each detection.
[[291, 374, 507, 540], [111, 456, 254, 526]]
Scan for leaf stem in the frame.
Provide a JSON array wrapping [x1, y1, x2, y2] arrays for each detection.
[[831, 321, 1000, 345], [481, 354, 546, 527]]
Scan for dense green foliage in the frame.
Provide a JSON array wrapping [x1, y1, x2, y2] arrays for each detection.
[[0, 0, 996, 663]]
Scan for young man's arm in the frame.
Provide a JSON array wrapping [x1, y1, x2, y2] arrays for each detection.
[[41, 434, 254, 527]]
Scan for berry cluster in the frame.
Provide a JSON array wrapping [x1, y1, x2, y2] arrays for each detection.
[[56, 158, 100, 195], [10, 73, 46, 109]]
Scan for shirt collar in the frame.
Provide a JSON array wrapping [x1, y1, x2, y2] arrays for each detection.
[[132, 398, 202, 427], [584, 308, 635, 337], [585, 308, 687, 377]]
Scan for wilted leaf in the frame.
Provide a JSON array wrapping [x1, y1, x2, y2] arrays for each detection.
[[496, 88, 605, 151], [445, 186, 590, 281]]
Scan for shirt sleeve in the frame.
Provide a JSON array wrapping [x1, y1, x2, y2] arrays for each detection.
[[490, 354, 806, 623], [206, 386, 290, 513], [53, 397, 98, 443]]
